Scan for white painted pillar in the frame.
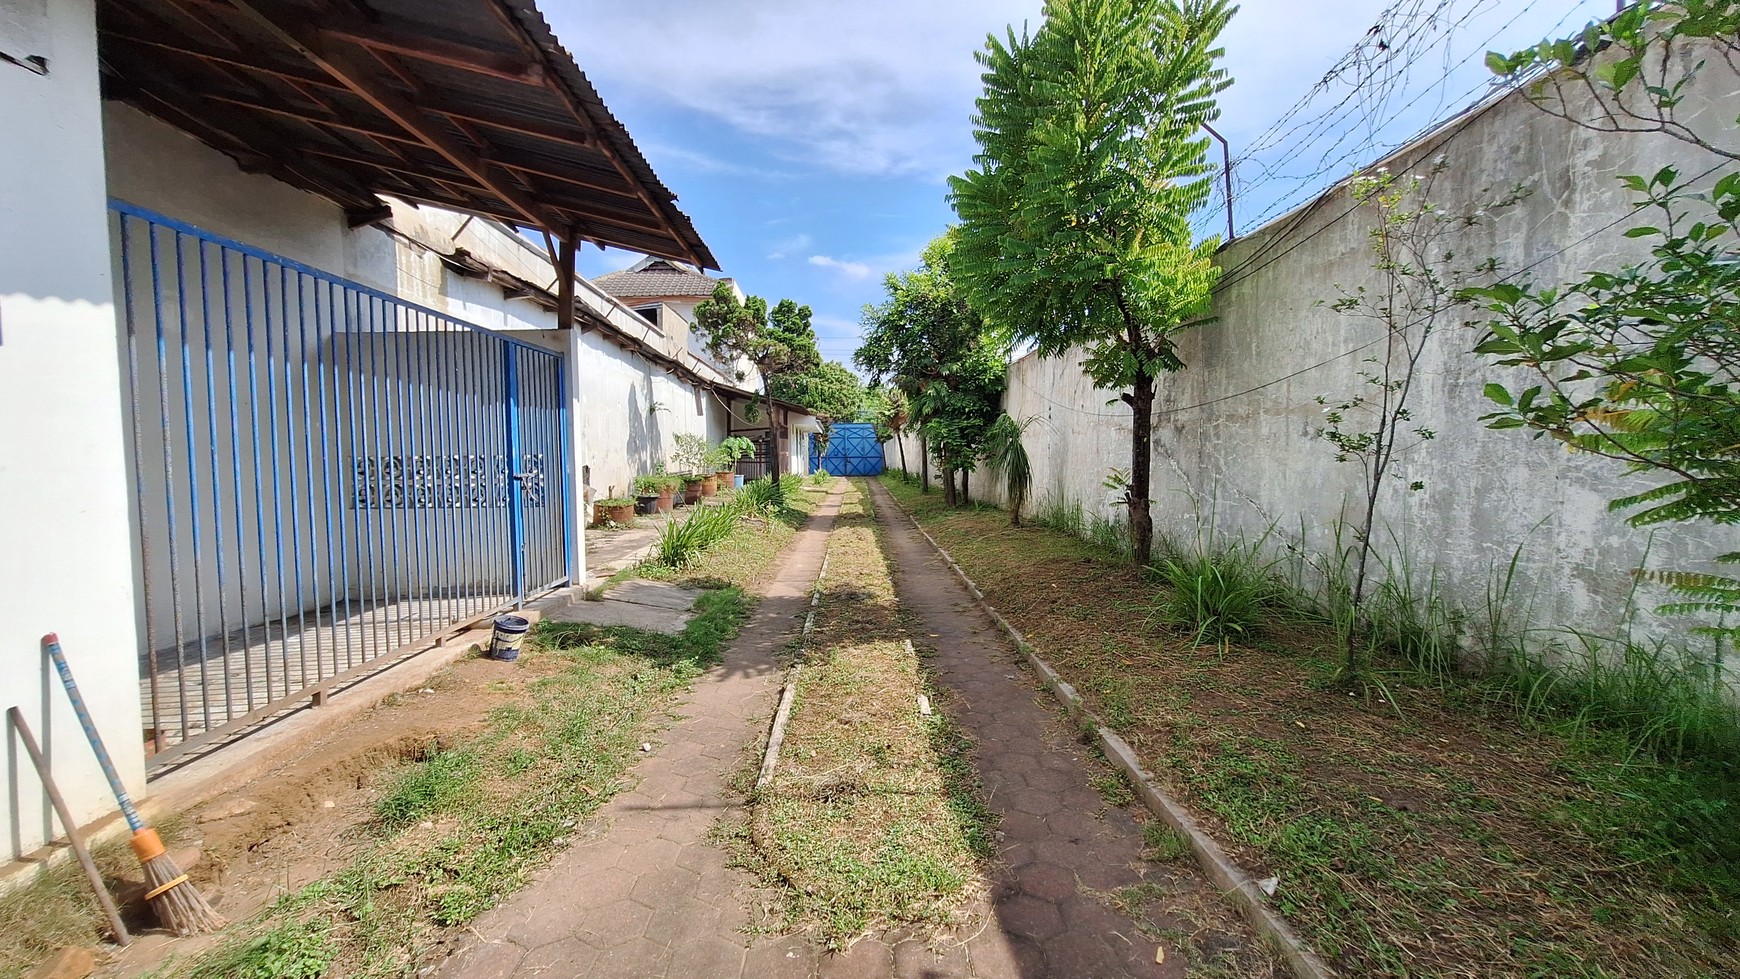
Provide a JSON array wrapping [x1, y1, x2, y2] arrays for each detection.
[[0, 0, 147, 858], [564, 327, 588, 586]]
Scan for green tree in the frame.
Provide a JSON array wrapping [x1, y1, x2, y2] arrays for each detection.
[[857, 231, 1010, 506], [1475, 1, 1740, 638], [693, 284, 821, 489], [1319, 165, 1515, 677], [983, 413, 1036, 525], [949, 0, 1235, 565], [771, 360, 865, 458], [878, 387, 912, 477]]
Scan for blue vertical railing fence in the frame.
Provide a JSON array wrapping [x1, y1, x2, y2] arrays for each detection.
[[112, 201, 568, 765]]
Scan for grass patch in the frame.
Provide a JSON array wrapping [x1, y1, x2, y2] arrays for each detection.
[[0, 816, 200, 979], [374, 749, 478, 829], [880, 473, 1740, 978], [145, 497, 808, 978], [745, 480, 993, 948], [1142, 822, 1191, 862]]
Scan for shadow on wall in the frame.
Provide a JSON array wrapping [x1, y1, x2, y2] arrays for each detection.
[[625, 373, 664, 486]]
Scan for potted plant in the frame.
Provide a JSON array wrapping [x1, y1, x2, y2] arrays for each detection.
[[654, 472, 680, 512], [721, 435, 756, 488], [672, 434, 710, 503], [598, 497, 637, 524], [706, 445, 736, 487], [632, 475, 662, 515]]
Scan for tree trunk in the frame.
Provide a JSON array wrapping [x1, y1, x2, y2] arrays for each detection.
[[1129, 373, 1156, 566], [920, 434, 931, 493], [960, 468, 970, 505], [942, 467, 957, 507], [896, 432, 909, 478], [1344, 488, 1380, 678], [763, 388, 781, 490]]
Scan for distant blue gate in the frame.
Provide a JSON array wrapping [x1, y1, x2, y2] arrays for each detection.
[[809, 423, 884, 476]]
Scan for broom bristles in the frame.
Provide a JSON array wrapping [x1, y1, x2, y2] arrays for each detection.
[[142, 853, 225, 936]]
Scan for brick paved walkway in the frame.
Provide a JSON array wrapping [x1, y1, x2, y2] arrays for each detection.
[[433, 491, 841, 979], [433, 481, 1265, 978]]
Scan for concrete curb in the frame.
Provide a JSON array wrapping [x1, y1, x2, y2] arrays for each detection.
[[889, 493, 1337, 979]]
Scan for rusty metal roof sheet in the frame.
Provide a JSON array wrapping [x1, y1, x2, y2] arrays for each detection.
[[98, 0, 717, 269]]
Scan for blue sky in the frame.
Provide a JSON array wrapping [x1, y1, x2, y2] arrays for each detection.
[[548, 0, 1611, 370]]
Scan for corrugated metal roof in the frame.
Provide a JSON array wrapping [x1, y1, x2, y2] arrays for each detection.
[[98, 0, 717, 269]]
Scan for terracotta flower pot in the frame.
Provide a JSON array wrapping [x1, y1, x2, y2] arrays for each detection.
[[716, 470, 736, 487], [700, 475, 718, 497], [683, 480, 703, 505], [606, 503, 635, 524], [656, 488, 675, 513]]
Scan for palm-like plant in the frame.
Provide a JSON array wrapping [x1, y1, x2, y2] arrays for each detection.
[[983, 414, 1035, 526]]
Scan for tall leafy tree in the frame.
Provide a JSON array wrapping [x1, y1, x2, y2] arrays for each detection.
[[949, 0, 1235, 564], [857, 231, 1009, 505], [693, 284, 821, 488], [771, 359, 865, 458]]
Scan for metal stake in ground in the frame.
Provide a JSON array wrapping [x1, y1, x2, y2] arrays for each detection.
[[8, 706, 130, 946], [43, 634, 225, 935]]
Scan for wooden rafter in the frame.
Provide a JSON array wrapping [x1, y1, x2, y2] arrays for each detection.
[[227, 0, 563, 234]]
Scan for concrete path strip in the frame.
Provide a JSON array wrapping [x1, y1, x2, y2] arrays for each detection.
[[870, 479, 1335, 979], [432, 491, 841, 979], [858, 477, 1279, 979]]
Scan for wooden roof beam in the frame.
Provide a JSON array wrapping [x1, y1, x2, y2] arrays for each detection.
[[318, 22, 545, 85], [102, 30, 344, 90], [227, 0, 563, 235], [475, 0, 705, 268]]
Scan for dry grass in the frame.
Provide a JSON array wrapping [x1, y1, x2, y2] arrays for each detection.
[[746, 480, 993, 948], [883, 476, 1739, 979]]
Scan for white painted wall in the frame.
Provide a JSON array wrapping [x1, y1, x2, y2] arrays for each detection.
[[927, 62, 1737, 660], [1, 0, 146, 860]]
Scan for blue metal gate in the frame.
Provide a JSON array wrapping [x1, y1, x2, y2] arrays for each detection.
[[809, 423, 884, 477], [112, 201, 568, 764]]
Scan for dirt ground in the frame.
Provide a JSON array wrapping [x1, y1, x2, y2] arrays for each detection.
[[96, 651, 559, 977]]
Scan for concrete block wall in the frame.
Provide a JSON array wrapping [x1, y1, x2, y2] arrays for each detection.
[[899, 64, 1737, 658]]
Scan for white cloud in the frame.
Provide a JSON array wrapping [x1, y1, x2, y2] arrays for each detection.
[[767, 231, 814, 260], [559, 0, 1607, 188], [807, 255, 873, 280], [557, 0, 1044, 178]]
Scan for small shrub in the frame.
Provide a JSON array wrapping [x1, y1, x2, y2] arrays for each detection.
[[737, 475, 786, 515], [810, 468, 831, 485], [1153, 541, 1286, 644], [655, 505, 738, 567]]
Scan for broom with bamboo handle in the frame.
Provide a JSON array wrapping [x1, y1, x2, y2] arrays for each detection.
[[43, 634, 223, 935]]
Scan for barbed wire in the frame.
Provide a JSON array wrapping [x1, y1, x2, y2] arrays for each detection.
[[1194, 0, 1600, 244]]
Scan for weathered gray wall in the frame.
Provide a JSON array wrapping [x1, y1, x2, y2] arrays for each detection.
[[902, 62, 1738, 653]]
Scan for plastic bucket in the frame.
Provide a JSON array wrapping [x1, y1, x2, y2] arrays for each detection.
[[490, 615, 530, 662], [734, 474, 745, 489]]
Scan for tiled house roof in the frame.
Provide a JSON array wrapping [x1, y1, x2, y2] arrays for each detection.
[[593, 258, 720, 300]]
